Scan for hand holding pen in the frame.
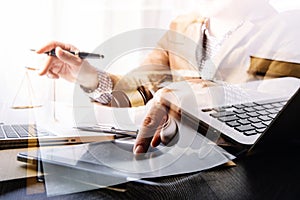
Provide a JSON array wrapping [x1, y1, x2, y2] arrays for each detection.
[[35, 41, 102, 90]]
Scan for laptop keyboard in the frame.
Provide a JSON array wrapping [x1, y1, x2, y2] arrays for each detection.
[[0, 124, 56, 139], [202, 98, 288, 136]]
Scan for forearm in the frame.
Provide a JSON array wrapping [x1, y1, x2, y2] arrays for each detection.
[[81, 42, 172, 105]]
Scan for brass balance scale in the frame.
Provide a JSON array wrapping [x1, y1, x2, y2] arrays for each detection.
[[11, 67, 42, 109]]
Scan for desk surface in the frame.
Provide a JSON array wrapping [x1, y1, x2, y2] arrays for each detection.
[[0, 147, 38, 181], [1, 148, 299, 200]]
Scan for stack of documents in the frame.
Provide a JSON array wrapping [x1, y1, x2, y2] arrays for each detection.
[[33, 121, 234, 196]]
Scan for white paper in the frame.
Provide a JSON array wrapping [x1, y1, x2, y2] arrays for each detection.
[[39, 121, 234, 197]]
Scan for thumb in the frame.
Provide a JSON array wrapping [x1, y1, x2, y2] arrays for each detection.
[[133, 102, 168, 154]]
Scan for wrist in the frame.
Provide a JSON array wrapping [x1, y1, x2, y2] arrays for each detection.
[[80, 70, 113, 104], [77, 64, 99, 90]]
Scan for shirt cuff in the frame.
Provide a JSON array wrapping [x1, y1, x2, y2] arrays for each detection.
[[80, 70, 113, 104]]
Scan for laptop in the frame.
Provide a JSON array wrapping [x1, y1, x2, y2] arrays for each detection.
[[0, 101, 116, 149], [163, 77, 300, 155]]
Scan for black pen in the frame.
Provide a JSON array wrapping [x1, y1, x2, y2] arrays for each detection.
[[30, 49, 104, 59]]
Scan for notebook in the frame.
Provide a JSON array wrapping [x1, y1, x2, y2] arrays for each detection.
[[0, 102, 116, 149], [163, 77, 300, 155], [0, 123, 116, 149]]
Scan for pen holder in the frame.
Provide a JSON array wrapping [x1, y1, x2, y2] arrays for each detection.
[[111, 86, 153, 108]]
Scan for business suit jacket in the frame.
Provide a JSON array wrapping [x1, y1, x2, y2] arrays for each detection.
[[110, 11, 300, 93]]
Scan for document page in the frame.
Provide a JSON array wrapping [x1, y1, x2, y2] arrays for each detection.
[[37, 121, 235, 196]]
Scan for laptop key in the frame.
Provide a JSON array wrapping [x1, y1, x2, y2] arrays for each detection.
[[233, 104, 245, 109], [278, 101, 287, 106], [0, 128, 5, 139], [242, 102, 257, 107], [210, 111, 235, 118], [236, 114, 249, 119], [226, 121, 240, 127], [268, 114, 277, 119], [201, 108, 213, 112], [256, 128, 266, 133], [218, 115, 239, 122], [258, 115, 272, 121], [274, 107, 283, 112], [237, 119, 251, 125], [233, 109, 246, 114], [271, 103, 283, 108], [248, 117, 261, 123], [12, 125, 31, 138], [235, 125, 255, 132], [263, 120, 272, 126], [267, 109, 279, 114], [244, 107, 256, 112], [253, 106, 265, 111], [244, 130, 257, 136], [252, 123, 266, 129], [2, 126, 19, 138], [21, 124, 37, 135], [262, 104, 274, 109], [247, 112, 260, 117], [257, 110, 269, 115]]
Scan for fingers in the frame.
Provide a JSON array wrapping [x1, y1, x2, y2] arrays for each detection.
[[55, 46, 82, 66], [159, 116, 178, 145], [47, 69, 59, 79], [36, 41, 76, 54], [36, 41, 82, 78], [150, 129, 162, 148], [39, 58, 60, 79], [133, 101, 169, 154], [133, 88, 182, 154], [38, 56, 56, 76], [151, 116, 178, 148], [38, 46, 83, 79]]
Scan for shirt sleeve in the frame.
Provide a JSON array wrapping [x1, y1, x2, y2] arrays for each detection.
[[80, 70, 113, 104]]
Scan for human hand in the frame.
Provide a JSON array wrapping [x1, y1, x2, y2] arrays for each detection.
[[133, 79, 216, 154], [133, 88, 180, 154], [36, 41, 98, 89]]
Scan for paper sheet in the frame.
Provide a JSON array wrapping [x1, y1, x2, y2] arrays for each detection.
[[39, 121, 235, 197]]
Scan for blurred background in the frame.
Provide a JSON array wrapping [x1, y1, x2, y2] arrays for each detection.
[[0, 0, 299, 112]]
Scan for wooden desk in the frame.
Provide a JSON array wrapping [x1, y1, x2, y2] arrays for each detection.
[[0, 147, 38, 181], [1, 148, 299, 200]]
